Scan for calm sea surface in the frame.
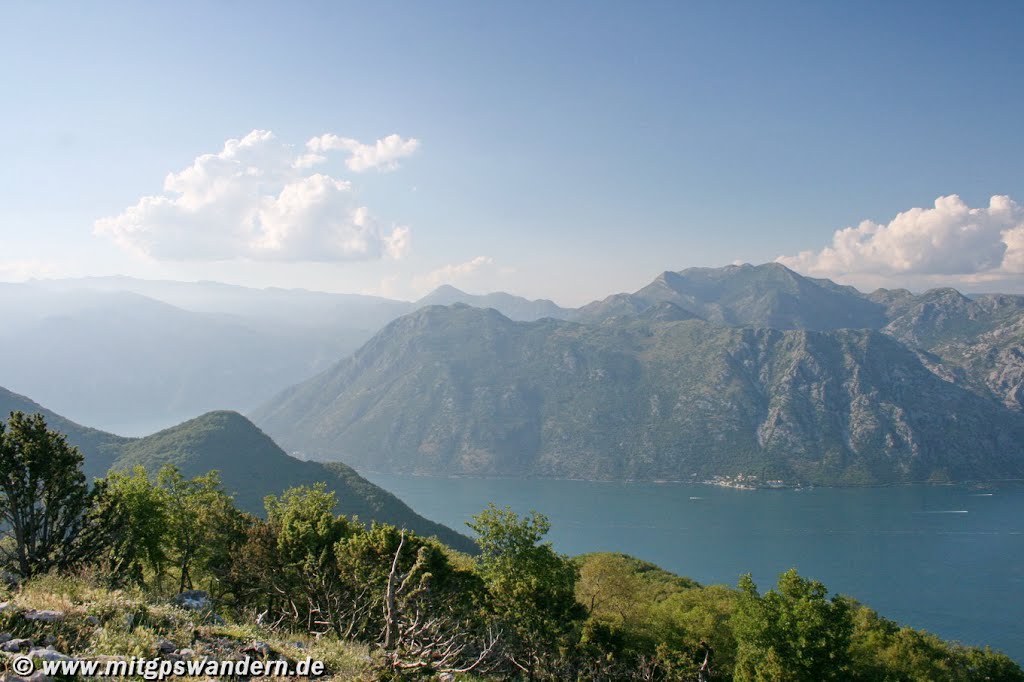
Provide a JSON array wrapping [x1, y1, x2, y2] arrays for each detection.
[[365, 474, 1024, 662]]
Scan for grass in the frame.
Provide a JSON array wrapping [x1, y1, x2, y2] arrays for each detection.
[[0, 572, 376, 681]]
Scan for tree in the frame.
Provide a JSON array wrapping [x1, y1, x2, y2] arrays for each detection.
[[467, 504, 584, 679], [266, 484, 351, 568], [573, 553, 739, 680], [0, 411, 98, 578], [847, 604, 1024, 682], [224, 514, 281, 617], [262, 484, 357, 636], [650, 584, 740, 679], [336, 523, 495, 674], [577, 552, 646, 623], [733, 569, 854, 682], [89, 466, 170, 587], [157, 466, 242, 594]]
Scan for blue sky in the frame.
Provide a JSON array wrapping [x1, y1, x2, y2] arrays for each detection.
[[1, 1, 1022, 304]]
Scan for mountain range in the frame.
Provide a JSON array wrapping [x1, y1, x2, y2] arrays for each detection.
[[0, 386, 475, 553], [253, 263, 1024, 486], [0, 278, 564, 434], [6, 262, 1024, 487]]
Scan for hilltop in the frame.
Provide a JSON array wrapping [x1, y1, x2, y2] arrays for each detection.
[[0, 387, 475, 553], [573, 263, 888, 329]]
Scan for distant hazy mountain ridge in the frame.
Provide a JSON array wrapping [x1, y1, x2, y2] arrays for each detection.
[[0, 279, 570, 434], [416, 284, 573, 321]]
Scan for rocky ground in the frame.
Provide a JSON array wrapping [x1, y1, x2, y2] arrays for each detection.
[[0, 576, 378, 681]]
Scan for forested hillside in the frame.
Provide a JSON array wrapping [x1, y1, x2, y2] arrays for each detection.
[[0, 386, 473, 552]]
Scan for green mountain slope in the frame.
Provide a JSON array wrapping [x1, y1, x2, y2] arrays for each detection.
[[0, 389, 474, 553], [113, 411, 475, 552], [253, 305, 1024, 486]]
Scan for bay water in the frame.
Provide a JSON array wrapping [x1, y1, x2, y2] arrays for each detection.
[[366, 474, 1024, 661]]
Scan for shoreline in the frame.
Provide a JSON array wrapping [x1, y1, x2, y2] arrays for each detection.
[[349, 467, 1024, 491]]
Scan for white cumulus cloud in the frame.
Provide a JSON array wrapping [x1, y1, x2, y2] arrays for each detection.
[[778, 195, 1024, 284], [413, 256, 499, 294], [305, 133, 420, 172], [95, 130, 414, 262]]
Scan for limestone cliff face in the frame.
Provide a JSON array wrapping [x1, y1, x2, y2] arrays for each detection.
[[254, 305, 1024, 486], [879, 290, 1024, 411]]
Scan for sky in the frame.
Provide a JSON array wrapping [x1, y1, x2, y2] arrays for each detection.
[[1, 1, 1022, 306]]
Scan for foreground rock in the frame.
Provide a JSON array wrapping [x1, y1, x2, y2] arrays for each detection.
[[173, 590, 210, 610], [23, 611, 64, 623]]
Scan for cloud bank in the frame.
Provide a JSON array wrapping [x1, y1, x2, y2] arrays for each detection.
[[95, 130, 418, 262], [778, 195, 1024, 288]]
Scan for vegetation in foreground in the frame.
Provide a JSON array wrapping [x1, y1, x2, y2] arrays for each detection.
[[0, 385, 476, 555], [0, 411, 1020, 680]]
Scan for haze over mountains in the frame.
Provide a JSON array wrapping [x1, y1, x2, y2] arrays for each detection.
[[5, 263, 1024, 487], [0, 278, 562, 434]]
